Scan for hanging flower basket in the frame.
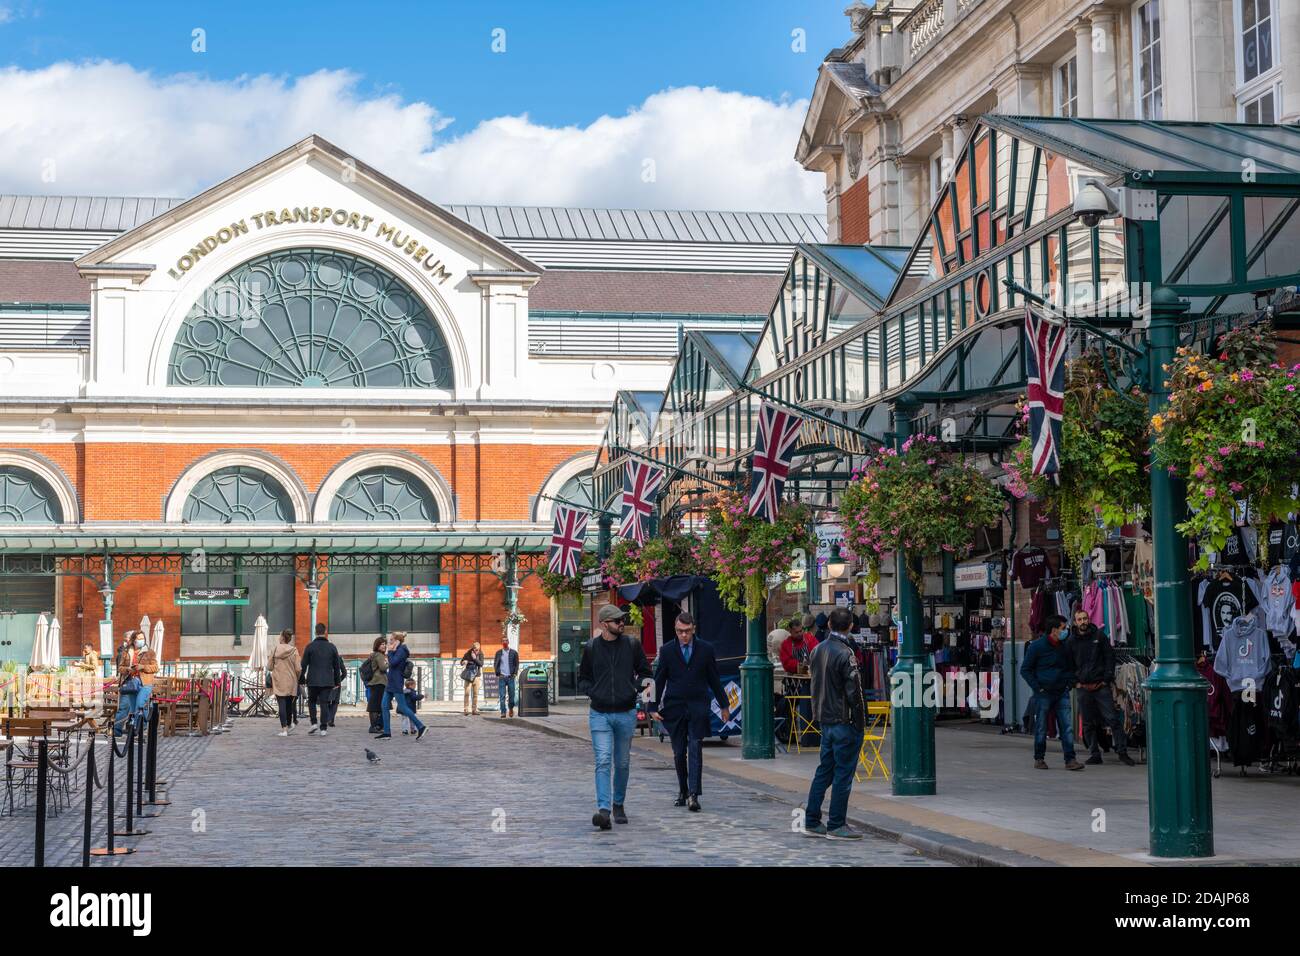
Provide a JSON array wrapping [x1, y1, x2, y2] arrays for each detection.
[[537, 551, 599, 604], [1154, 323, 1300, 567], [701, 490, 814, 619], [1004, 352, 1151, 565], [599, 525, 705, 589], [501, 610, 528, 636], [840, 435, 1005, 592]]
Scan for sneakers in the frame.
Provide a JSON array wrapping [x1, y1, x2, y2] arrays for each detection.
[[276, 730, 289, 738], [803, 821, 828, 837], [416, 726, 429, 742], [1117, 752, 1136, 766], [307, 724, 319, 735], [1085, 754, 1104, 765], [825, 826, 863, 841], [1034, 759, 1049, 769], [592, 809, 612, 831], [612, 803, 628, 824], [319, 729, 328, 737], [401, 730, 410, 736], [374, 733, 392, 740], [1064, 760, 1085, 771]]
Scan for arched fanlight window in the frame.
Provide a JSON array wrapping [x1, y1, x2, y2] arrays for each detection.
[[168, 248, 454, 389], [0, 466, 63, 524], [182, 466, 294, 524], [329, 467, 438, 523], [556, 470, 594, 510]]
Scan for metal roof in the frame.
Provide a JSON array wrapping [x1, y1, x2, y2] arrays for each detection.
[[987, 116, 1300, 180], [823, 61, 882, 102], [0, 194, 826, 246]]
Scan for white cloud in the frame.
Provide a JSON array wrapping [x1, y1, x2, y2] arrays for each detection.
[[0, 61, 822, 211]]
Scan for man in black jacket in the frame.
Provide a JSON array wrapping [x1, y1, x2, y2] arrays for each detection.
[[493, 637, 521, 718], [299, 623, 345, 737], [1069, 610, 1135, 766], [652, 612, 731, 811], [802, 608, 865, 840], [578, 604, 652, 830]]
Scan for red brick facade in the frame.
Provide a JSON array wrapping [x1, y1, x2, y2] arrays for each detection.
[[839, 176, 871, 245], [29, 441, 586, 662]]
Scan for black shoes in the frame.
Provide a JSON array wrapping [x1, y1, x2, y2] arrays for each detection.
[[1117, 752, 1136, 766], [673, 792, 688, 807], [592, 809, 612, 831], [687, 795, 701, 812], [612, 804, 628, 824], [416, 727, 429, 742], [1085, 754, 1104, 765]]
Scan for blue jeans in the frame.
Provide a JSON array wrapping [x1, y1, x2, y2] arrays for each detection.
[[113, 684, 153, 737], [588, 708, 637, 811], [1033, 691, 1077, 761], [382, 689, 425, 735], [498, 676, 517, 714], [804, 722, 864, 830]]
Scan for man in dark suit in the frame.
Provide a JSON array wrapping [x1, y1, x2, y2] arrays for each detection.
[[651, 612, 731, 812]]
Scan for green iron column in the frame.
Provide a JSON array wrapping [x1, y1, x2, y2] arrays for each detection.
[[1145, 287, 1213, 857], [890, 397, 936, 795], [740, 612, 773, 759], [597, 514, 613, 563]]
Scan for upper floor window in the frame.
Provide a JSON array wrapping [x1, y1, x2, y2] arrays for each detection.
[[1055, 55, 1079, 118], [168, 247, 454, 390], [1240, 0, 1275, 84], [1133, 0, 1164, 119]]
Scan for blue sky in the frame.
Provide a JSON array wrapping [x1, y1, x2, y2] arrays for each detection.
[[0, 2, 853, 209]]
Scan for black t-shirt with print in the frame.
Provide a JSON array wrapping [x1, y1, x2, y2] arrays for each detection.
[[1201, 576, 1259, 648]]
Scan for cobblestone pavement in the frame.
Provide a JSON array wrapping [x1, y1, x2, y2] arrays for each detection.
[[0, 731, 213, 867], [101, 715, 947, 866]]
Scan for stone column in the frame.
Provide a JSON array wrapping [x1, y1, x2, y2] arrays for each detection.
[[940, 123, 955, 183], [1090, 9, 1119, 119], [1074, 18, 1095, 117]]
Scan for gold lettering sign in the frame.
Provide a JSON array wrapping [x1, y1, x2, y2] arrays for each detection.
[[165, 206, 454, 285]]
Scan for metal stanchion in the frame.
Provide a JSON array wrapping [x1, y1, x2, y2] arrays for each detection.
[[143, 702, 168, 812], [34, 740, 47, 867], [114, 718, 147, 837], [90, 731, 133, 856], [82, 739, 100, 867], [135, 710, 146, 818]]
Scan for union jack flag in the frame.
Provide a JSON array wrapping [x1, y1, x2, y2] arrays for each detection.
[[1024, 304, 1067, 480], [618, 461, 663, 545], [747, 402, 803, 522], [547, 505, 589, 577]]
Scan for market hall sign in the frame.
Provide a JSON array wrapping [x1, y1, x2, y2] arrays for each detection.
[[376, 584, 451, 605], [165, 206, 455, 284], [174, 586, 250, 606]]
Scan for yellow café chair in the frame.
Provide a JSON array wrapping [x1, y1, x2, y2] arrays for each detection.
[[856, 700, 891, 781]]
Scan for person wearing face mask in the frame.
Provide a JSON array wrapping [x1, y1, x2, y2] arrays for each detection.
[[1068, 608, 1135, 766], [578, 604, 652, 830], [113, 629, 159, 738], [1020, 615, 1083, 771]]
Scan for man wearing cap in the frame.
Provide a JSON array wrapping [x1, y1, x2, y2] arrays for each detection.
[[578, 604, 653, 830]]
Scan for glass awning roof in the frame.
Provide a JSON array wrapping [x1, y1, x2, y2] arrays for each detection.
[[0, 533, 551, 554], [987, 116, 1300, 181]]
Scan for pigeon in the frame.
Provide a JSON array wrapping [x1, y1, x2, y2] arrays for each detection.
[[365, 748, 381, 765]]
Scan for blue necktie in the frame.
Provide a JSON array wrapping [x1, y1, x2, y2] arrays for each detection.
[[682, 643, 692, 664]]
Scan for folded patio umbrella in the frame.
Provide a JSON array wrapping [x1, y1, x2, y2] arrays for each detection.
[[151, 620, 165, 665], [246, 615, 270, 671]]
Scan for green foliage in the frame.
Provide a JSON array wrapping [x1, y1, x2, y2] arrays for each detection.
[[701, 491, 815, 619], [537, 551, 598, 604], [840, 435, 1005, 593], [1154, 325, 1300, 568]]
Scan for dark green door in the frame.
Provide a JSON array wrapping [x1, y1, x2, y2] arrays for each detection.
[[555, 595, 589, 696]]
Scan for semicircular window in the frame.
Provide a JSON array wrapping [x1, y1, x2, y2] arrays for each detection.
[[0, 466, 63, 523], [182, 466, 294, 524], [556, 470, 594, 510], [329, 467, 438, 523], [168, 248, 454, 389]]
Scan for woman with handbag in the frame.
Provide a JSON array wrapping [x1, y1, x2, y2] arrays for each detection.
[[269, 629, 301, 736], [113, 629, 158, 738], [364, 637, 390, 734], [460, 641, 484, 716]]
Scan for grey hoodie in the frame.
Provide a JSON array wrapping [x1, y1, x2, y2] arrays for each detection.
[[1213, 615, 1272, 693]]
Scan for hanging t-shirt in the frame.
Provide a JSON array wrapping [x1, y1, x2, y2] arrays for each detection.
[[1202, 576, 1260, 648], [1262, 566, 1295, 637], [1267, 521, 1290, 567], [1215, 527, 1253, 567], [1010, 548, 1050, 589], [1132, 536, 1155, 603]]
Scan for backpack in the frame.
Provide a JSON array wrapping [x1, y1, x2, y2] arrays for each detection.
[[359, 656, 375, 683], [403, 658, 415, 680]]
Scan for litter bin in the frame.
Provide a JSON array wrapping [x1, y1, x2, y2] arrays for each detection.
[[519, 666, 549, 717]]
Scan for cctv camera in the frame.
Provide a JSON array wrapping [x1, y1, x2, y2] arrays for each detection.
[[1073, 181, 1118, 228]]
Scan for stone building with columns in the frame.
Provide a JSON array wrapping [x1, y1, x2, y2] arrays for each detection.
[[0, 135, 821, 684], [800, 0, 1300, 246]]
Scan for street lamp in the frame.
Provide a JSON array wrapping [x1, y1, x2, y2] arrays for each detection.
[[825, 543, 848, 580]]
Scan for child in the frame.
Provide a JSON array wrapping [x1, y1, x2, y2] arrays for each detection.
[[400, 678, 424, 735]]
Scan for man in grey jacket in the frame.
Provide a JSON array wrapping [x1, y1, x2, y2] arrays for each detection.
[[802, 608, 866, 840]]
